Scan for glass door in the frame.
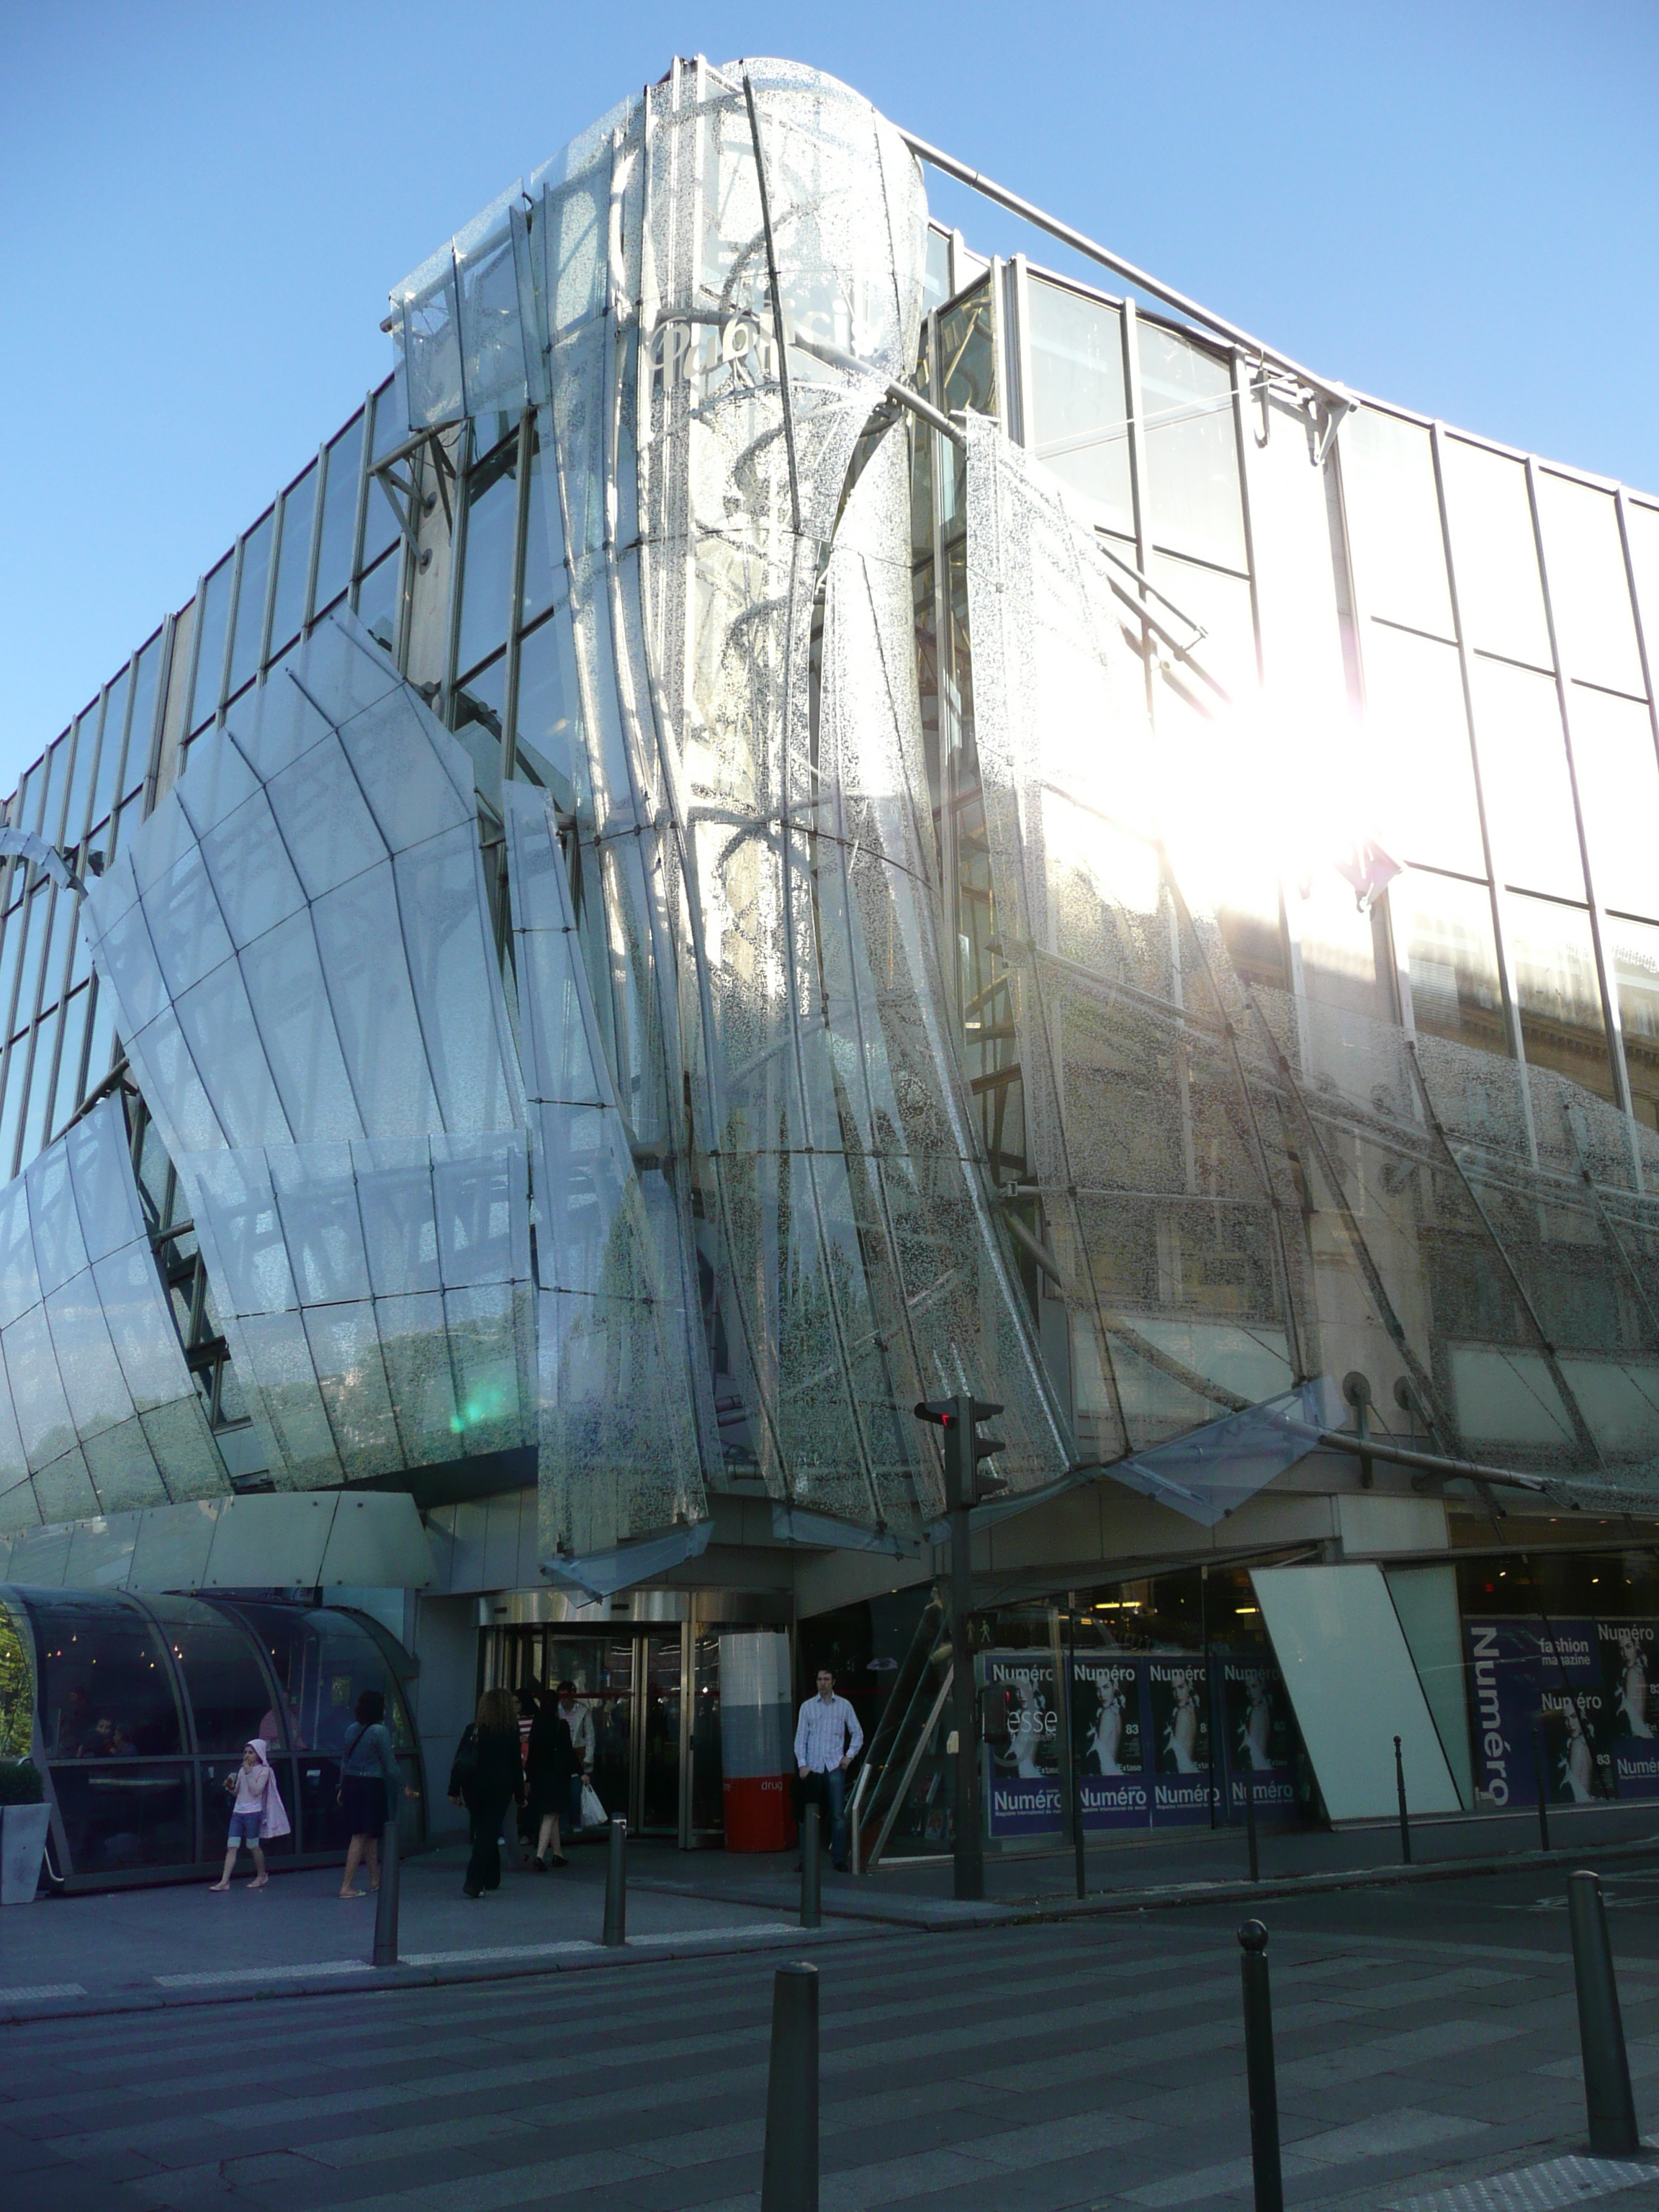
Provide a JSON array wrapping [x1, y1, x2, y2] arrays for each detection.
[[637, 1632, 683, 1835]]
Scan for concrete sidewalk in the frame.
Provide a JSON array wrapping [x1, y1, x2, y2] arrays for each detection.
[[633, 1799, 1659, 1926], [0, 1840, 842, 2022]]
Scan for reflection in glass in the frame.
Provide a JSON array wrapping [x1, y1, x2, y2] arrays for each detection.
[[1340, 408, 1454, 639], [451, 652, 505, 752], [1470, 655, 1583, 899], [145, 1596, 276, 1753], [62, 707, 100, 848], [269, 466, 318, 654], [1505, 893, 1615, 1103], [1567, 683, 1659, 921], [513, 606, 579, 796], [88, 670, 129, 836], [520, 419, 563, 629], [125, 633, 163, 803], [226, 511, 274, 698], [189, 559, 234, 734], [0, 1593, 32, 1754], [457, 434, 519, 679], [1609, 916, 1659, 1129], [1363, 623, 1485, 876], [1137, 322, 1244, 570], [1025, 276, 1132, 534], [35, 1592, 184, 1757], [938, 279, 995, 417], [1534, 471, 1645, 698], [1398, 868, 1508, 1056], [1439, 438, 1550, 667], [313, 414, 365, 616], [356, 547, 401, 658]]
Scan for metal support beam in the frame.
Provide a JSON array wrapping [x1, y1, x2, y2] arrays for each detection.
[[899, 129, 1352, 415]]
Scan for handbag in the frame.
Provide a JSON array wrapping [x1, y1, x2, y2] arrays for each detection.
[[580, 1776, 606, 1828], [448, 1723, 480, 1801]]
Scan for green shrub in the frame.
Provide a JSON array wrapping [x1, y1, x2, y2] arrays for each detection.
[[0, 1757, 43, 1804]]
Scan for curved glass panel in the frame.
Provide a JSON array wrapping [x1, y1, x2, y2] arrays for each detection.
[[143, 1593, 277, 1753]]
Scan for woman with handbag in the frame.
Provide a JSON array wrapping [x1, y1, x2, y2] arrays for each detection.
[[449, 1686, 523, 1898], [338, 1689, 415, 1900], [525, 1688, 575, 1871]]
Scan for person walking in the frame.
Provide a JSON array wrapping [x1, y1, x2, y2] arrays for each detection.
[[338, 1689, 415, 1900], [210, 1737, 289, 1891], [449, 1686, 523, 1898], [554, 1679, 595, 1833], [526, 1689, 575, 1870], [794, 1666, 863, 1871]]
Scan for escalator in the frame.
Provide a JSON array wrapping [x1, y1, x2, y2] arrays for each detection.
[[848, 1594, 958, 1869]]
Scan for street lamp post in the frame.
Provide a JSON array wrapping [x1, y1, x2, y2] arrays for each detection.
[[914, 1393, 1005, 1902]]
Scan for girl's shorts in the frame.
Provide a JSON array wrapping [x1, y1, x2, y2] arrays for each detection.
[[228, 1809, 264, 1846]]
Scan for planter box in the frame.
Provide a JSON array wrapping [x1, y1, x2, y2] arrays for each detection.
[[1, 1802, 50, 1905]]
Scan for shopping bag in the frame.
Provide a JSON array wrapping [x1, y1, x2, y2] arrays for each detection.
[[580, 1778, 606, 1829]]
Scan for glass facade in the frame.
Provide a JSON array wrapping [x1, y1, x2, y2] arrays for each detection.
[[6, 1586, 421, 1881], [4, 56, 1659, 1584]]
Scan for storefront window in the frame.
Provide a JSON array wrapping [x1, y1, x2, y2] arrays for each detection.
[[145, 1596, 277, 1753], [33, 1592, 189, 1871], [226, 1602, 412, 1758], [33, 1593, 183, 1760]]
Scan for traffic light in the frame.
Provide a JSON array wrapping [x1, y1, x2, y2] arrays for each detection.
[[914, 1393, 1008, 1512]]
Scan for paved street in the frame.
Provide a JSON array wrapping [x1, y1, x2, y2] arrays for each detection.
[[9, 1860, 1659, 2212]]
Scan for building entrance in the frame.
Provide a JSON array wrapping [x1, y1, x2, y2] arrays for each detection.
[[480, 1624, 723, 1848]]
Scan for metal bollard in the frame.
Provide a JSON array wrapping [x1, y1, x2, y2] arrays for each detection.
[[1244, 1761, 1259, 1884], [372, 1815, 400, 1967], [1568, 1869, 1639, 2157], [1238, 1920, 1282, 2212], [1535, 1726, 1552, 1854], [602, 1815, 627, 1948], [801, 1804, 822, 1930], [760, 1961, 819, 2212], [1394, 1735, 1412, 1866]]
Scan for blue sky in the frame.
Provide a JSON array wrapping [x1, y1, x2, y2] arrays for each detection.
[[1, 1, 1655, 795]]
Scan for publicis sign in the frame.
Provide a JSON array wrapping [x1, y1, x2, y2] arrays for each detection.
[[648, 280, 878, 400]]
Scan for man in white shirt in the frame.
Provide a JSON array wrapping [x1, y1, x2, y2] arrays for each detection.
[[794, 1667, 864, 1870]]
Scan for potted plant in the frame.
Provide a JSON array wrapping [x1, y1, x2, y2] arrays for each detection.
[[0, 1758, 49, 1905]]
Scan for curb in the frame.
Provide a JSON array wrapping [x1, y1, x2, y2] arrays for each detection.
[[0, 1919, 873, 2029], [642, 1828, 1659, 1934]]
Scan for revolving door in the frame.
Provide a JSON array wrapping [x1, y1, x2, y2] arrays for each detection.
[[480, 1622, 724, 1847]]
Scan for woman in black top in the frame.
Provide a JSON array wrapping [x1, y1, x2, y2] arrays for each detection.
[[449, 1686, 523, 1898], [526, 1690, 575, 1871]]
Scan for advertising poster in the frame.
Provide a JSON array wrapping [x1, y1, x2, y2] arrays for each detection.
[[1219, 1658, 1298, 1820], [1148, 1658, 1214, 1822], [982, 1652, 1063, 1839], [1464, 1617, 1610, 1807], [1596, 1621, 1659, 1799], [1071, 1655, 1151, 1830]]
